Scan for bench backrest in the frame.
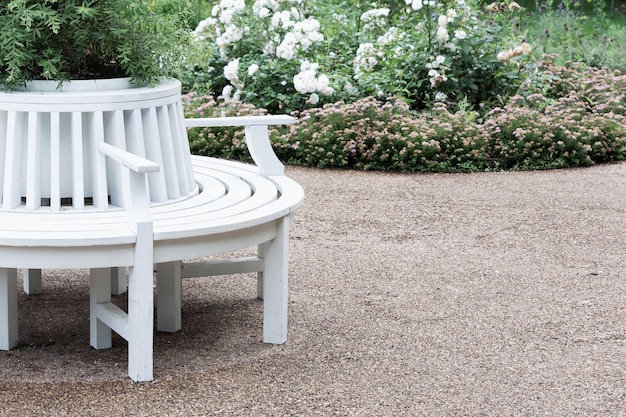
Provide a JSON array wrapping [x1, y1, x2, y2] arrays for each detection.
[[0, 80, 197, 212]]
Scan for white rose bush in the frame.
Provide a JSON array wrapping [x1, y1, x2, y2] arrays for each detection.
[[192, 0, 333, 112], [189, 0, 531, 113]]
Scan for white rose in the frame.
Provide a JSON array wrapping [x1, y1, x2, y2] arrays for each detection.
[[247, 64, 259, 76]]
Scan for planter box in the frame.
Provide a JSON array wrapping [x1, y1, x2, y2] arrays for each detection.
[[0, 78, 197, 211]]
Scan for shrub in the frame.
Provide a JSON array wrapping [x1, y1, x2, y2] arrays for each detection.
[[188, 0, 533, 113], [183, 59, 626, 172], [0, 0, 191, 89]]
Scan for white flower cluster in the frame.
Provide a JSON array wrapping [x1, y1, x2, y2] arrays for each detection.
[[497, 42, 532, 62], [194, 0, 332, 105], [257, 0, 324, 61], [377, 27, 400, 46], [425, 55, 448, 87], [353, 42, 384, 80], [212, 0, 246, 25], [405, 0, 435, 11], [437, 15, 450, 45], [193, 17, 218, 40], [360, 8, 390, 32], [274, 17, 324, 58], [431, 7, 468, 52], [293, 60, 334, 104], [222, 58, 243, 102]]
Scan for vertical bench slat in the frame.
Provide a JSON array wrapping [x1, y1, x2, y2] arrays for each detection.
[[156, 105, 181, 200], [50, 112, 61, 211], [142, 108, 168, 203], [26, 112, 42, 210], [168, 103, 194, 195], [0, 111, 7, 207], [124, 109, 152, 205], [173, 103, 196, 192], [71, 112, 85, 210], [3, 111, 26, 209], [104, 110, 126, 208], [89, 111, 109, 210]]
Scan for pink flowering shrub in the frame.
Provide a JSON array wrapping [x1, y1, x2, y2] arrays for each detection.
[[183, 61, 626, 172]]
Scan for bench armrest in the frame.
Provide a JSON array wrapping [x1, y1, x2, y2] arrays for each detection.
[[98, 142, 160, 174], [184, 115, 295, 176], [98, 142, 160, 229], [184, 115, 294, 128]]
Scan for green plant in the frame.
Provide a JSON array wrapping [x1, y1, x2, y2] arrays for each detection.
[[519, 0, 626, 72], [188, 0, 533, 114], [182, 58, 626, 172], [0, 0, 191, 89]]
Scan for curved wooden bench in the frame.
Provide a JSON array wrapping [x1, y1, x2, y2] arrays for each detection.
[[0, 116, 304, 382]]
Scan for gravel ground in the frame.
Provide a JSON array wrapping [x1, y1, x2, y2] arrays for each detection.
[[1, 163, 625, 416]]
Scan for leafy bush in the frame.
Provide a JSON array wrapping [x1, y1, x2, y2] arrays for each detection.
[[187, 0, 533, 113], [183, 59, 626, 172], [0, 0, 191, 89], [519, 0, 626, 72]]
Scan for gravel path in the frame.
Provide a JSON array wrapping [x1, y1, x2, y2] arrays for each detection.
[[1, 163, 625, 416]]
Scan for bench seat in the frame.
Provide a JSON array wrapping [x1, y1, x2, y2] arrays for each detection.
[[0, 156, 302, 252]]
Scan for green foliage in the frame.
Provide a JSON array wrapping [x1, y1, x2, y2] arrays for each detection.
[[187, 0, 533, 114], [0, 0, 191, 89], [519, 0, 626, 72], [183, 59, 626, 172]]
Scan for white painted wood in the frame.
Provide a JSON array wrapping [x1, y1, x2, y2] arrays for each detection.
[[156, 261, 182, 332], [0, 268, 18, 350], [23, 269, 42, 295], [0, 111, 6, 207], [257, 244, 265, 300], [180, 257, 264, 279], [156, 105, 181, 200], [262, 215, 290, 344], [0, 79, 197, 211], [183, 115, 294, 128], [245, 125, 284, 176], [95, 301, 130, 340], [127, 221, 154, 382], [110, 267, 127, 296], [98, 143, 160, 174], [0, 112, 304, 382], [71, 111, 85, 210], [3, 111, 24, 209], [50, 112, 61, 211], [26, 112, 41, 210], [184, 115, 294, 176], [142, 107, 169, 203], [89, 111, 109, 210], [90, 268, 113, 349]]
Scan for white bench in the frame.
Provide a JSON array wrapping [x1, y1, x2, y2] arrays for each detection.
[[0, 114, 303, 382]]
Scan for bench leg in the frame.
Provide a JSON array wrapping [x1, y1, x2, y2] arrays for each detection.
[[23, 269, 42, 295], [257, 244, 264, 300], [262, 215, 291, 344], [0, 268, 18, 350], [110, 267, 127, 296], [156, 261, 182, 332], [127, 222, 154, 382], [26, 268, 124, 296], [90, 268, 113, 349]]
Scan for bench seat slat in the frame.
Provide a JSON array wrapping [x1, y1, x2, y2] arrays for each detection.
[[0, 156, 303, 248]]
